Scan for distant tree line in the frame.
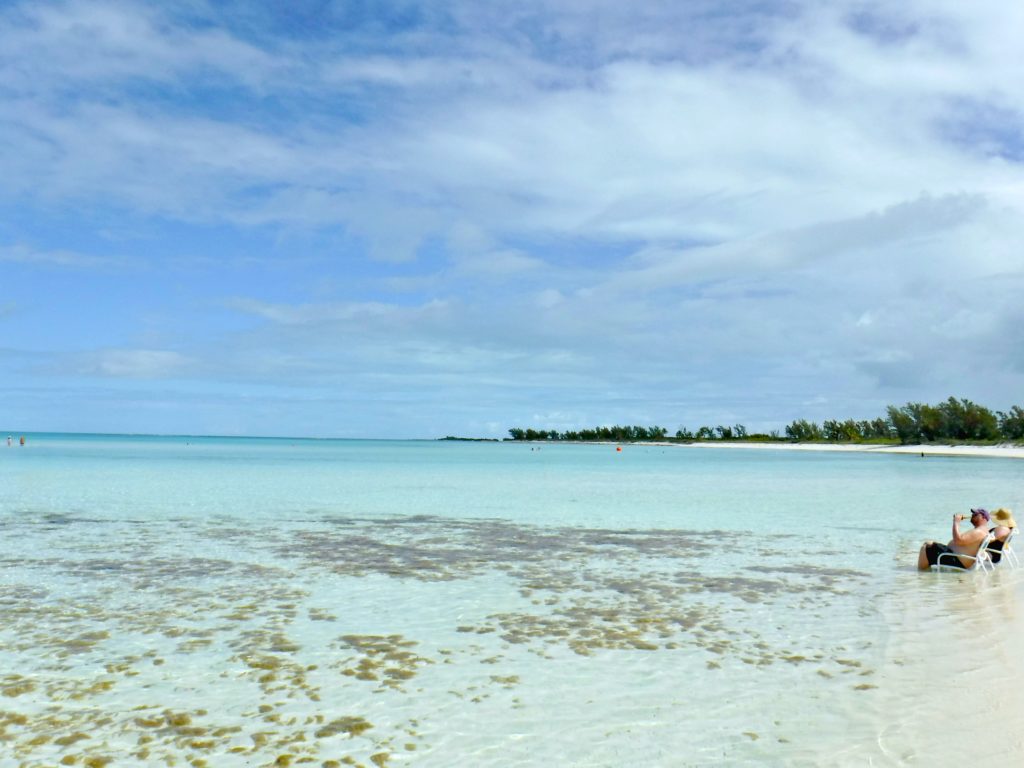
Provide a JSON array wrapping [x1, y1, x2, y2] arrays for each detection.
[[507, 426, 669, 442], [507, 397, 1024, 445], [672, 424, 754, 440], [508, 423, 768, 442], [786, 398, 1024, 443]]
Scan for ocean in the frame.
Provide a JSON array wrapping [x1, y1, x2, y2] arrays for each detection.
[[2, 434, 1023, 766]]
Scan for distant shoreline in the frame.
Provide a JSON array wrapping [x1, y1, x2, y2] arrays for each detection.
[[675, 440, 1024, 459], [512, 439, 1024, 459]]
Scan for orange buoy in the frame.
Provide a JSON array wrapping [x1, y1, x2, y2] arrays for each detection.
[[616, 446, 622, 452]]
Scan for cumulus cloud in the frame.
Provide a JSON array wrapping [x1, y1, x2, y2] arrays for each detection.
[[69, 349, 195, 379], [224, 298, 401, 326], [4, 1, 1021, 240], [0, 243, 115, 268], [597, 193, 991, 292], [4, 0, 1024, 436], [1, 1, 280, 90]]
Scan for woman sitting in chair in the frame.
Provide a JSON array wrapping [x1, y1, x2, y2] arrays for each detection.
[[988, 508, 1016, 564]]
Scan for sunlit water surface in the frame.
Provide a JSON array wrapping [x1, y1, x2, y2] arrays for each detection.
[[2, 435, 1023, 767]]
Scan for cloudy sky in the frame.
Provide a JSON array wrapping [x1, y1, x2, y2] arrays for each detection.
[[2, 0, 1023, 438]]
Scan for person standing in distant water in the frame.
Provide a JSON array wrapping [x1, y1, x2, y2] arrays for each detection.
[[19, 435, 25, 446], [917, 509, 991, 570], [6, 435, 10, 447]]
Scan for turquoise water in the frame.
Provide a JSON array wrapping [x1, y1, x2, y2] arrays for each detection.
[[2, 434, 1023, 766]]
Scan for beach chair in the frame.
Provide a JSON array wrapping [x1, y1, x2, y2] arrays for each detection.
[[987, 528, 1019, 569], [931, 533, 995, 573]]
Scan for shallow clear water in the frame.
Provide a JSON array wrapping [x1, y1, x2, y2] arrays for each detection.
[[2, 435, 1023, 766]]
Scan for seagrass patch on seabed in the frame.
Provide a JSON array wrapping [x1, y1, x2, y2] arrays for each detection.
[[0, 512, 881, 766]]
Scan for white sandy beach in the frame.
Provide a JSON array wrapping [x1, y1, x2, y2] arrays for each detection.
[[670, 441, 1024, 459], [539, 439, 1024, 459]]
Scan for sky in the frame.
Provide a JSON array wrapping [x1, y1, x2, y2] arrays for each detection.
[[2, 0, 1023, 439]]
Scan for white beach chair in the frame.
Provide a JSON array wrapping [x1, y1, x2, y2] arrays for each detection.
[[987, 528, 1019, 569], [931, 533, 995, 573]]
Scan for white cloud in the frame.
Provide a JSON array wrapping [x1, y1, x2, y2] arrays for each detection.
[[73, 349, 194, 379], [1, 1, 280, 92], [5, 0, 1024, 436], [0, 243, 114, 267], [4, 0, 1022, 250], [225, 298, 394, 325], [224, 297, 454, 328], [535, 289, 564, 309], [595, 193, 995, 294]]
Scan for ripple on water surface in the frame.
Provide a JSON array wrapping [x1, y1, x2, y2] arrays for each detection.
[[0, 511, 895, 766]]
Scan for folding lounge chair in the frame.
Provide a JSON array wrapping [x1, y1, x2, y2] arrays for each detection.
[[987, 528, 1019, 568], [931, 533, 995, 573]]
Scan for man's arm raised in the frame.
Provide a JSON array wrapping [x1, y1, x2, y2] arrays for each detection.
[[951, 516, 987, 551], [951, 514, 967, 546]]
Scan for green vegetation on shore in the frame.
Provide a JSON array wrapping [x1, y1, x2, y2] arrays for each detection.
[[507, 397, 1024, 446]]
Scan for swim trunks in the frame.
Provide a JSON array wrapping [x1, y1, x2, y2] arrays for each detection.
[[989, 539, 1004, 564], [925, 542, 967, 569]]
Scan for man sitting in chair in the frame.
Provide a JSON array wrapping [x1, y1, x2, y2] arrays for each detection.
[[917, 508, 991, 570]]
